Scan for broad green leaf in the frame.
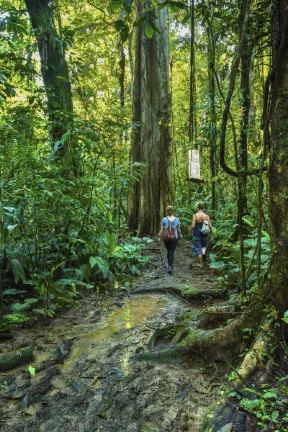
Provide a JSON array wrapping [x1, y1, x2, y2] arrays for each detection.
[[145, 23, 154, 38], [2, 313, 29, 323], [11, 259, 26, 284], [262, 391, 277, 398], [11, 302, 29, 311], [7, 224, 18, 233], [240, 398, 259, 409], [24, 298, 39, 304], [3, 289, 26, 295], [89, 256, 98, 269], [271, 410, 279, 422]]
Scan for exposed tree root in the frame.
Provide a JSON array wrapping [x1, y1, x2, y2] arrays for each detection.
[[233, 319, 272, 388], [131, 285, 227, 299], [133, 304, 263, 363], [0, 346, 33, 371], [0, 332, 14, 340], [148, 322, 190, 351], [198, 305, 237, 328]]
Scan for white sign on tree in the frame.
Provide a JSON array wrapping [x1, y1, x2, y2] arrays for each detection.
[[188, 150, 200, 180]]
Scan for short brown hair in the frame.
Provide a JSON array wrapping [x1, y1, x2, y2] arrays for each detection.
[[197, 201, 205, 210], [166, 205, 174, 213]]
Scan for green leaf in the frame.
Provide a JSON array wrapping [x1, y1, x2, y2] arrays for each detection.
[[182, 13, 190, 24], [144, 23, 154, 38], [120, 23, 129, 42], [80, 264, 91, 281], [24, 298, 39, 304], [142, 237, 153, 243], [242, 216, 254, 227], [114, 20, 123, 31], [123, 0, 133, 13], [11, 259, 26, 284], [262, 391, 277, 398], [271, 410, 279, 422], [277, 375, 288, 382], [89, 256, 98, 269], [7, 224, 18, 233], [11, 302, 29, 311], [3, 289, 26, 295], [109, 0, 122, 11], [240, 398, 259, 409], [2, 313, 29, 323], [261, 230, 270, 240], [28, 365, 36, 377], [33, 308, 48, 316]]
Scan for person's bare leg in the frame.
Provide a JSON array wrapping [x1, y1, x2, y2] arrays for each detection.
[[202, 246, 207, 263], [197, 255, 203, 267]]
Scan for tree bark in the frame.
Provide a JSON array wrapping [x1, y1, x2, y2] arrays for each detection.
[[128, 1, 173, 236], [189, 0, 197, 146], [268, 0, 288, 325], [24, 0, 73, 145], [207, 14, 217, 211]]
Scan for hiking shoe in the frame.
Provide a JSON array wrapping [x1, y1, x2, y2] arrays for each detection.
[[168, 266, 173, 274]]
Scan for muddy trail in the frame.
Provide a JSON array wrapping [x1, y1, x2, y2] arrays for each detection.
[[0, 240, 232, 432]]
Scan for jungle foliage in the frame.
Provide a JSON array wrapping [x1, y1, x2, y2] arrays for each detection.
[[0, 0, 285, 349]]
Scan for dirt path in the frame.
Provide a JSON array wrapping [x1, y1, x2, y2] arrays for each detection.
[[0, 240, 228, 432]]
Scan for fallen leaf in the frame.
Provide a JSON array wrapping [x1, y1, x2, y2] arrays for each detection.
[[21, 392, 31, 410], [71, 382, 81, 392]]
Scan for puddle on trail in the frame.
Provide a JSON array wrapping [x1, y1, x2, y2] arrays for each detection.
[[61, 295, 167, 373], [82, 296, 167, 340]]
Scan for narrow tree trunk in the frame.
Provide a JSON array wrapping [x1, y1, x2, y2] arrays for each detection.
[[128, 1, 173, 235], [268, 0, 288, 324], [237, 27, 252, 223], [115, 39, 126, 225], [25, 0, 73, 145]]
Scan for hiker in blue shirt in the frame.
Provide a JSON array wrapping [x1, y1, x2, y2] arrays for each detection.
[[159, 205, 181, 274], [190, 202, 212, 267]]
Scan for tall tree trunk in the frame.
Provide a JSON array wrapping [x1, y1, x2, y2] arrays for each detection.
[[268, 0, 288, 323], [207, 16, 217, 211], [128, 1, 173, 235], [237, 11, 252, 225], [189, 0, 197, 146], [114, 39, 126, 224], [25, 0, 73, 145]]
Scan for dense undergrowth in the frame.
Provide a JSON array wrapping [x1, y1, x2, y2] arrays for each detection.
[[0, 113, 151, 330]]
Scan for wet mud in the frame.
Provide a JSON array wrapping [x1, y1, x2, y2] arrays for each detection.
[[0, 240, 227, 432]]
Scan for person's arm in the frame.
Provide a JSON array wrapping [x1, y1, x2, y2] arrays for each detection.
[[158, 220, 164, 239], [177, 222, 181, 239], [190, 215, 196, 233]]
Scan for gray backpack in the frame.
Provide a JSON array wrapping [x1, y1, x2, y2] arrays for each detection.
[[201, 220, 210, 236]]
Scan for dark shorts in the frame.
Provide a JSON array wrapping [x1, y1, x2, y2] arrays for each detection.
[[193, 236, 208, 256]]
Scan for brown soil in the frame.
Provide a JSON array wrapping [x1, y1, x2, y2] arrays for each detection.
[[0, 240, 232, 432]]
